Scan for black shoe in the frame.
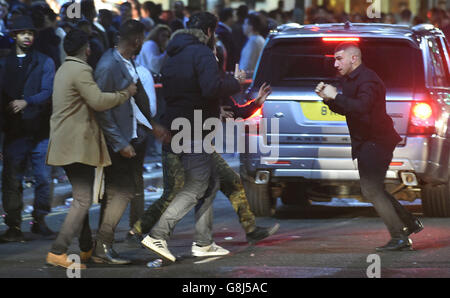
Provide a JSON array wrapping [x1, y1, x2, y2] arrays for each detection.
[[125, 231, 143, 248], [405, 219, 424, 236], [246, 223, 280, 245], [0, 226, 25, 243], [92, 241, 131, 265], [376, 237, 413, 252], [31, 219, 56, 239]]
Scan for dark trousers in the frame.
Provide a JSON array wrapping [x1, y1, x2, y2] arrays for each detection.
[[96, 129, 148, 245], [358, 141, 417, 238], [1, 136, 52, 227], [51, 163, 94, 255]]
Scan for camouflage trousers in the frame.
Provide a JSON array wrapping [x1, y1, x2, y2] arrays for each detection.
[[135, 151, 256, 234]]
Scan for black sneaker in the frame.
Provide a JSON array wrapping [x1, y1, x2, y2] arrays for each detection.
[[246, 223, 280, 245], [125, 231, 144, 248], [0, 226, 25, 243], [405, 219, 424, 236], [31, 220, 56, 239]]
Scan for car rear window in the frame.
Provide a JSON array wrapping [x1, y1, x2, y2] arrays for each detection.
[[254, 38, 425, 89]]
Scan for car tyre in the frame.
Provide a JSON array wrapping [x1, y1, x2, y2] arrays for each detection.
[[240, 166, 276, 217], [422, 177, 450, 217]]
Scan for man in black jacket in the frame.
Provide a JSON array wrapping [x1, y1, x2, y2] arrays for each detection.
[[316, 42, 423, 251], [141, 12, 245, 262], [0, 15, 55, 242]]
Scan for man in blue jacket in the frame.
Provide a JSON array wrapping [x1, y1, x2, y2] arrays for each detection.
[[0, 15, 55, 242]]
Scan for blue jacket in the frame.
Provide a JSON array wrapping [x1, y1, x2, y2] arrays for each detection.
[[0, 48, 55, 140]]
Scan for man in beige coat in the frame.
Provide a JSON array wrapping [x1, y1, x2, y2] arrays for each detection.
[[45, 29, 137, 269]]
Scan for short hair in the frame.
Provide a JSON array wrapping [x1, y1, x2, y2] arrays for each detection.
[[64, 28, 89, 56], [119, 19, 145, 42], [400, 9, 412, 20], [145, 24, 171, 42], [219, 8, 233, 23], [187, 12, 218, 36], [237, 5, 249, 20], [246, 13, 263, 35], [142, 1, 155, 14], [335, 42, 360, 54]]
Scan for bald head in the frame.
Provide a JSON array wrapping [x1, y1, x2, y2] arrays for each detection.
[[334, 42, 362, 76]]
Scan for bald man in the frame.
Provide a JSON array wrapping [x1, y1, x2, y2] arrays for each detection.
[[315, 42, 423, 251]]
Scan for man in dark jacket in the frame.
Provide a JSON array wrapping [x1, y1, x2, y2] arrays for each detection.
[[216, 7, 238, 72], [316, 42, 423, 251], [140, 12, 245, 263], [0, 15, 55, 242]]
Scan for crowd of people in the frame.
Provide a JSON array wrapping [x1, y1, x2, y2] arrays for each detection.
[[0, 0, 448, 269]]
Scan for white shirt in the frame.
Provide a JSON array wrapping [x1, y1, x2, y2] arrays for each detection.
[[116, 50, 155, 137], [239, 34, 265, 72], [136, 40, 167, 75]]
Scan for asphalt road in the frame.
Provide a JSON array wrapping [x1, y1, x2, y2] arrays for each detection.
[[0, 187, 449, 279]]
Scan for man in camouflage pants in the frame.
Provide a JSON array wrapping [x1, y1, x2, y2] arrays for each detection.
[[127, 150, 279, 245], [126, 83, 279, 245]]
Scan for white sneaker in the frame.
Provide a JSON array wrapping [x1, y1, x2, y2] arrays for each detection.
[[141, 236, 176, 262], [191, 242, 230, 257]]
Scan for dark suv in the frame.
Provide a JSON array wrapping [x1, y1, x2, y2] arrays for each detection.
[[240, 23, 450, 217]]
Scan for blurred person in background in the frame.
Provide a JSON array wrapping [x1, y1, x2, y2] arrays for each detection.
[[99, 9, 119, 48], [81, 0, 109, 50], [136, 24, 171, 75], [231, 4, 248, 65], [216, 7, 237, 72], [119, 2, 132, 25], [398, 9, 412, 26], [128, 0, 141, 21], [239, 13, 265, 72], [0, 0, 8, 34], [170, 1, 186, 32], [77, 18, 104, 69], [31, 3, 61, 69]]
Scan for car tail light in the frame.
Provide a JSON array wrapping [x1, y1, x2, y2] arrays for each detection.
[[408, 102, 436, 135], [322, 37, 360, 42]]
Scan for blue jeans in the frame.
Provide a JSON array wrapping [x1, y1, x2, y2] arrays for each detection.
[[1, 136, 52, 227]]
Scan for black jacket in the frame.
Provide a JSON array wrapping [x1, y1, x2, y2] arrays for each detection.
[[325, 64, 402, 159], [0, 48, 55, 140], [160, 29, 241, 145], [216, 23, 238, 72]]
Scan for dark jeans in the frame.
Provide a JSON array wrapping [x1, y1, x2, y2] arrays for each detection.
[[51, 163, 94, 255], [96, 128, 148, 246], [1, 136, 52, 227], [138, 151, 256, 235], [150, 152, 219, 246], [358, 141, 417, 238]]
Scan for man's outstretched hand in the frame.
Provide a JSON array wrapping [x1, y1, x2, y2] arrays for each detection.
[[255, 82, 272, 107]]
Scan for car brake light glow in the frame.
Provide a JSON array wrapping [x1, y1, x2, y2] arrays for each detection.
[[413, 103, 433, 120], [408, 102, 436, 135], [322, 37, 360, 42]]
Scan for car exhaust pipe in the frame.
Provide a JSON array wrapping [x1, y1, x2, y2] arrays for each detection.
[[400, 172, 418, 187], [255, 171, 270, 185]]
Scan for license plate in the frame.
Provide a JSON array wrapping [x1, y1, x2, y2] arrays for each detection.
[[300, 101, 346, 122]]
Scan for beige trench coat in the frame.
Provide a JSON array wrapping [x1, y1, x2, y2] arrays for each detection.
[[46, 56, 130, 167]]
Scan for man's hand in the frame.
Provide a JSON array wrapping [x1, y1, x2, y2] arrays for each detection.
[[315, 82, 338, 101], [152, 123, 171, 144], [234, 64, 246, 84], [255, 82, 272, 107], [127, 83, 138, 97], [120, 144, 136, 158], [220, 105, 234, 120], [8, 100, 28, 114]]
